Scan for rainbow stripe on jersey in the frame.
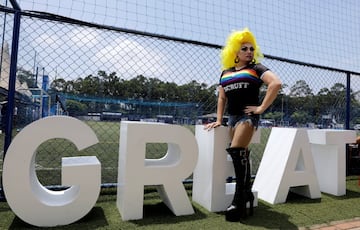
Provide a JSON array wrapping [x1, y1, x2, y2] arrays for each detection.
[[220, 68, 262, 86]]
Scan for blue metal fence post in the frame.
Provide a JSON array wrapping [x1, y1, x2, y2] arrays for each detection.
[[1, 0, 21, 202], [346, 72, 351, 130]]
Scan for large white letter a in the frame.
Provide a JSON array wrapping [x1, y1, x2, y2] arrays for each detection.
[[252, 128, 321, 204]]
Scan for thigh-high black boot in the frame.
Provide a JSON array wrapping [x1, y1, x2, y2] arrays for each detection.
[[244, 148, 254, 216], [225, 147, 247, 222]]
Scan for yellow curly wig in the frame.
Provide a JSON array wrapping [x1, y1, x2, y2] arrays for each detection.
[[220, 27, 263, 70]]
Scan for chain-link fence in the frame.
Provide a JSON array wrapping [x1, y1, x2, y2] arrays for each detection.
[[1, 2, 360, 195]]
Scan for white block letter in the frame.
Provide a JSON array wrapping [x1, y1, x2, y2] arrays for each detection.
[[192, 125, 259, 212], [3, 116, 101, 227], [117, 121, 198, 220], [252, 128, 321, 204], [308, 129, 356, 196]]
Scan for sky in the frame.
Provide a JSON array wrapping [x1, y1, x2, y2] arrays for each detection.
[[2, 0, 360, 94]]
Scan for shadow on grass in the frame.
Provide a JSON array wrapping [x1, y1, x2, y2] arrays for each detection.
[[8, 207, 108, 229], [131, 199, 297, 229], [285, 191, 322, 204], [76, 206, 109, 227], [237, 191, 324, 229], [130, 202, 207, 226], [345, 189, 360, 198], [321, 189, 360, 201], [239, 202, 298, 229], [242, 185, 360, 229]]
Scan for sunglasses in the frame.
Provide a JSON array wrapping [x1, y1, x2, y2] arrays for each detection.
[[240, 47, 255, 52]]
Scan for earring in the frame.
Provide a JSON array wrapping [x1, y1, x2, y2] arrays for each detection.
[[234, 57, 239, 63]]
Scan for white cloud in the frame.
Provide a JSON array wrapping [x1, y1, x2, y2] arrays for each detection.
[[33, 33, 62, 49], [95, 37, 167, 80], [68, 28, 100, 47]]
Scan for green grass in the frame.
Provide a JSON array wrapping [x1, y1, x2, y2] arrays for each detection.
[[1, 176, 360, 229]]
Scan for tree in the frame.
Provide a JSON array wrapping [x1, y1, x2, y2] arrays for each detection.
[[328, 83, 347, 124], [78, 75, 102, 96], [50, 78, 67, 92], [122, 75, 147, 99], [17, 67, 36, 88], [263, 111, 283, 122], [99, 71, 122, 97], [66, 100, 88, 116], [288, 80, 315, 124], [291, 110, 311, 125], [289, 80, 313, 97], [314, 87, 331, 123]]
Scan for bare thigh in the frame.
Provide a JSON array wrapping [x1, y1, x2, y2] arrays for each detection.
[[229, 122, 255, 148]]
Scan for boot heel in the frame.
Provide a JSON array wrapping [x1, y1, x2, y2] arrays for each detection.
[[240, 201, 247, 219], [247, 191, 254, 216], [248, 199, 254, 216]]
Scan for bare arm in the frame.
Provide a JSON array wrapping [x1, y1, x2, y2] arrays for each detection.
[[244, 70, 282, 115], [204, 86, 227, 130]]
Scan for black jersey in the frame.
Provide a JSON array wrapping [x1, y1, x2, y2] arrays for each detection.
[[219, 63, 269, 115]]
